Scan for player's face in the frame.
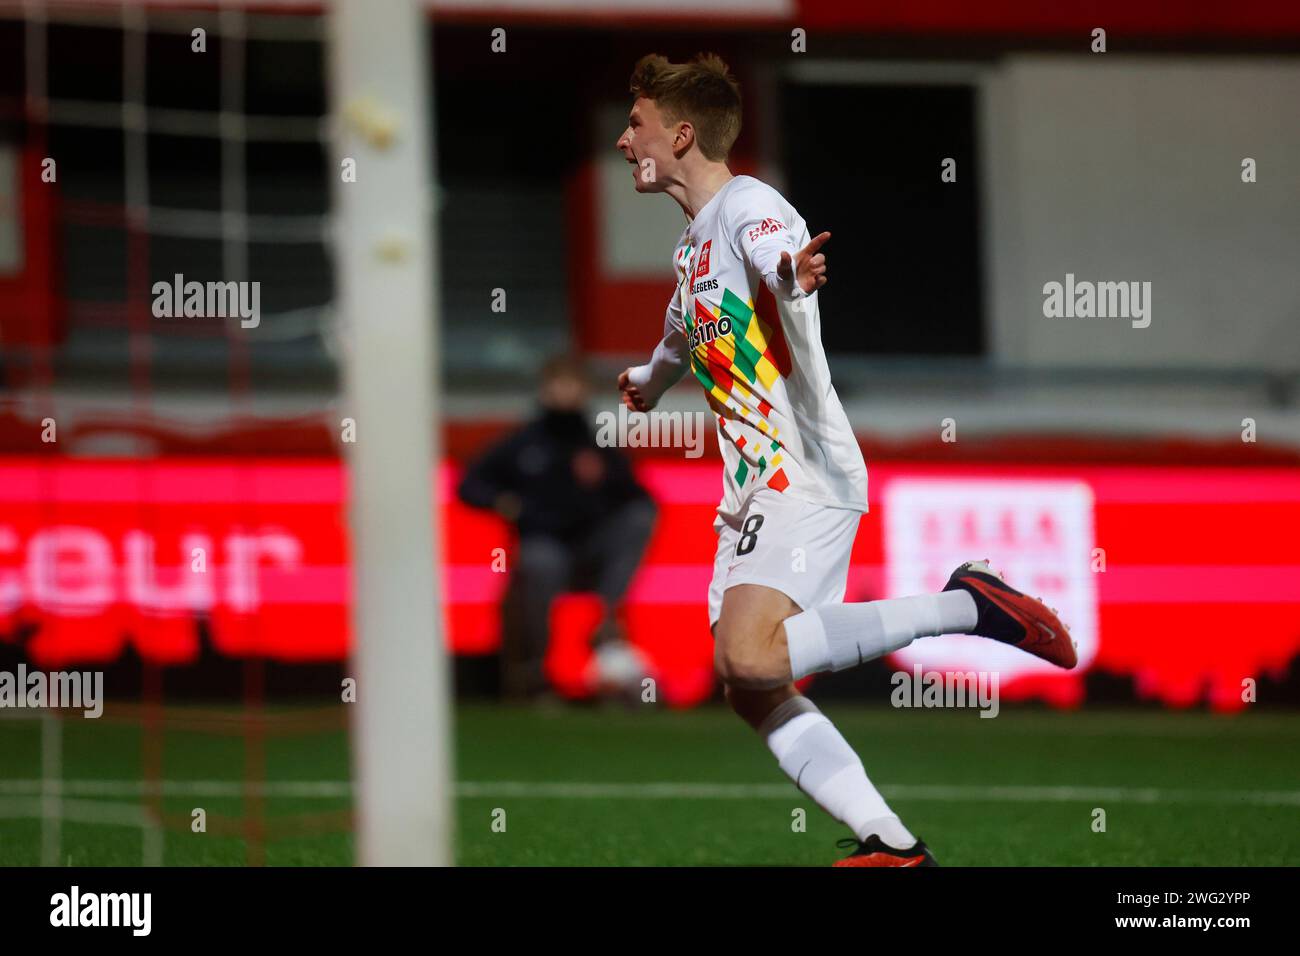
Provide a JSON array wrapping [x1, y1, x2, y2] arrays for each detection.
[[616, 97, 678, 193]]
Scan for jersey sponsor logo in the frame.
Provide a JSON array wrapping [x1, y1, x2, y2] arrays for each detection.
[[685, 237, 713, 287], [746, 218, 786, 242], [690, 278, 718, 295], [687, 312, 732, 350], [695, 239, 711, 277]]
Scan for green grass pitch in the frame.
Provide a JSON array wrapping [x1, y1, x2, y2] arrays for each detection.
[[1, 703, 1297, 866]]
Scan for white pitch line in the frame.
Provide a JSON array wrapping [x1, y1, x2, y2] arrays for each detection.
[[0, 780, 352, 799], [0, 779, 1298, 806], [0, 797, 158, 827]]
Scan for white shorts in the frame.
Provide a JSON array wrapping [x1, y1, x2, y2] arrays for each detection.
[[707, 488, 862, 627]]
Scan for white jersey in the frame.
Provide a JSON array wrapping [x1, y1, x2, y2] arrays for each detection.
[[628, 175, 867, 520]]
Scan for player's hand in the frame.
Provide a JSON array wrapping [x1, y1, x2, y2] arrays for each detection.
[[618, 368, 653, 412], [778, 231, 830, 295]]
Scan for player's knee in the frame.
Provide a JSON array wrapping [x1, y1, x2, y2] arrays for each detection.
[[712, 632, 754, 686], [713, 623, 785, 689]]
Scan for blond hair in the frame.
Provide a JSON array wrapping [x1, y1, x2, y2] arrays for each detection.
[[629, 53, 742, 162]]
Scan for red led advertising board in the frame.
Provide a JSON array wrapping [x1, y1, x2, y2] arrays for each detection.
[[1, 458, 1297, 710]]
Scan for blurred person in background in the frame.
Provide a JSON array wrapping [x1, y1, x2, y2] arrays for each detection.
[[457, 355, 656, 702]]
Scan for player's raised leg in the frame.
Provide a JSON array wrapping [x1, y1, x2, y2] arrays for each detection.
[[781, 562, 1077, 680], [719, 567, 1076, 690], [716, 584, 937, 866]]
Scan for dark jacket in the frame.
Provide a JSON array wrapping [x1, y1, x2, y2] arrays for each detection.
[[457, 408, 651, 539]]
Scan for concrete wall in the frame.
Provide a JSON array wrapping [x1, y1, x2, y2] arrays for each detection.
[[982, 56, 1300, 371]]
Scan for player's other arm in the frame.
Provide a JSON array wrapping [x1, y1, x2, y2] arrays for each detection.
[[618, 305, 689, 412], [733, 200, 830, 299]]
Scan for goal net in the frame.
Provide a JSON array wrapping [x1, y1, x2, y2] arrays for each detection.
[[0, 0, 448, 867]]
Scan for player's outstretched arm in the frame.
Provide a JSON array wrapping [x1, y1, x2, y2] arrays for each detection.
[[777, 231, 831, 295], [619, 305, 690, 412], [733, 192, 830, 300]]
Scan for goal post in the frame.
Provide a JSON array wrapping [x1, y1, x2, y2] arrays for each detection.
[[328, 0, 450, 866]]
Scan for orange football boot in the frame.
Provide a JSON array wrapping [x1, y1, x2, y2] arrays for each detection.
[[832, 835, 939, 867], [943, 559, 1077, 669]]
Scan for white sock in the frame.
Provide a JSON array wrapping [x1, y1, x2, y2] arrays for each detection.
[[760, 697, 917, 848], [783, 591, 978, 680]]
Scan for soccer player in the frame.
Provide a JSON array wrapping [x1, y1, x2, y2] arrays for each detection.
[[615, 53, 1077, 867]]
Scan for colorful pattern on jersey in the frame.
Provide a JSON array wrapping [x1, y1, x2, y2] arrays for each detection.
[[681, 276, 794, 494], [651, 177, 867, 517]]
